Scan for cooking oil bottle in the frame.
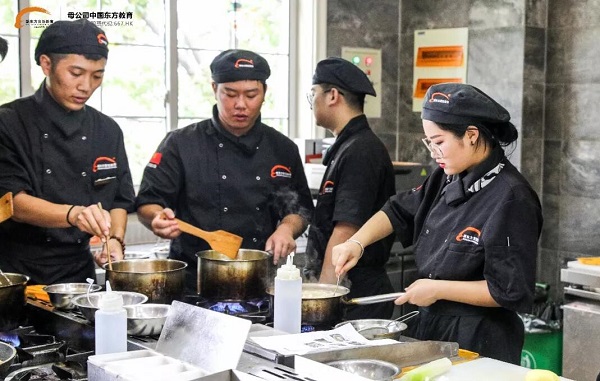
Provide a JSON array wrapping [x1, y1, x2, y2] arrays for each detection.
[[274, 252, 302, 334], [95, 280, 127, 354]]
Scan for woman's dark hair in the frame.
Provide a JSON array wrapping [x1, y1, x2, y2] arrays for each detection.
[[439, 121, 518, 151], [0, 36, 8, 62]]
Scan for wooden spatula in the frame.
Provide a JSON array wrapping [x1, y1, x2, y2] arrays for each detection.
[[175, 218, 242, 259], [0, 192, 13, 223]]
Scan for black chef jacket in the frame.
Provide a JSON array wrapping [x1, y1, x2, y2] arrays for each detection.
[[136, 105, 314, 293], [381, 146, 543, 364], [0, 83, 135, 285], [305, 115, 396, 320]]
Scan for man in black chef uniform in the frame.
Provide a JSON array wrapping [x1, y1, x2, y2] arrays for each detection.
[[304, 57, 396, 319], [136, 49, 314, 294], [0, 19, 135, 285]]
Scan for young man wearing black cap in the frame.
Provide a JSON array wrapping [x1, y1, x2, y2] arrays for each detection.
[[331, 82, 542, 364], [0, 19, 135, 285], [304, 57, 396, 320], [136, 49, 314, 294]]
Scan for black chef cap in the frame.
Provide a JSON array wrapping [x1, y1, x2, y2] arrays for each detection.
[[312, 57, 376, 96], [421, 83, 511, 125], [34, 19, 108, 65], [210, 49, 271, 83]]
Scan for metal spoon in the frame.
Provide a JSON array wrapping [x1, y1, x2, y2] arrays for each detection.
[[332, 274, 340, 296]]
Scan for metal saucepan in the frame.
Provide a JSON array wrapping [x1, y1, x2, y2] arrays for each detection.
[[0, 273, 29, 331], [105, 259, 187, 304], [267, 283, 351, 325], [0, 341, 17, 378], [334, 311, 419, 340], [197, 249, 274, 301]]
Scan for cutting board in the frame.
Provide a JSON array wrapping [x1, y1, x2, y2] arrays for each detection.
[[441, 358, 573, 381]]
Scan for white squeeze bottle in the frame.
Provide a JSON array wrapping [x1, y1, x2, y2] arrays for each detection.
[[274, 252, 302, 334], [95, 280, 127, 355]]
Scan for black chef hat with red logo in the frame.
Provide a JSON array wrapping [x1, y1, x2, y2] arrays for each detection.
[[312, 57, 376, 96], [210, 49, 271, 84], [34, 19, 109, 65], [421, 83, 511, 125]]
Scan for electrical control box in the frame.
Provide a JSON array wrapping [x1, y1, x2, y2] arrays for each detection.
[[341, 46, 382, 118]]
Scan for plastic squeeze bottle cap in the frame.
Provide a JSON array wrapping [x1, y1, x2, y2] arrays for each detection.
[[98, 280, 124, 312], [277, 252, 300, 280]]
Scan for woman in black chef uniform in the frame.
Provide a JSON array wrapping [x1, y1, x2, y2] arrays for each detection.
[[0, 20, 135, 285], [332, 83, 543, 364]]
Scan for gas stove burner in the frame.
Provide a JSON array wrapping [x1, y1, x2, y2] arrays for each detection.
[[0, 332, 20, 347], [301, 325, 316, 333], [209, 301, 259, 315]]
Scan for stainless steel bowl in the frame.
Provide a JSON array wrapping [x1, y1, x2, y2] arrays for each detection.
[[43, 283, 102, 310], [334, 319, 407, 340], [71, 291, 148, 323], [326, 359, 400, 381], [124, 303, 170, 336]]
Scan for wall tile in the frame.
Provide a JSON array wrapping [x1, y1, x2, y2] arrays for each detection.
[[543, 84, 565, 141], [558, 194, 600, 254], [328, 0, 400, 32], [545, 83, 600, 141], [400, 0, 470, 32], [522, 82, 544, 139], [538, 248, 560, 300], [542, 139, 561, 195], [520, 138, 543, 194], [524, 26, 546, 84], [467, 27, 525, 86], [470, 0, 525, 29], [548, 0, 600, 29], [546, 26, 600, 84], [540, 194, 560, 249], [526, 0, 547, 28], [561, 139, 600, 198]]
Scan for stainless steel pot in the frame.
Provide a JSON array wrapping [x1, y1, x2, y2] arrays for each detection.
[[104, 259, 187, 304], [0, 341, 17, 378], [0, 273, 29, 331], [267, 283, 350, 325], [197, 249, 273, 301]]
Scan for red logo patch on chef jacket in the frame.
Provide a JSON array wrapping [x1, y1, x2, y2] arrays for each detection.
[[92, 156, 117, 172], [270, 165, 292, 179], [456, 227, 481, 245], [147, 152, 162, 169], [320, 180, 334, 195]]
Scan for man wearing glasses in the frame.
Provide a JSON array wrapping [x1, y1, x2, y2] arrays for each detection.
[[304, 57, 396, 320]]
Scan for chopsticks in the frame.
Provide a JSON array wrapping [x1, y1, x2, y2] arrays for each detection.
[[97, 202, 112, 270]]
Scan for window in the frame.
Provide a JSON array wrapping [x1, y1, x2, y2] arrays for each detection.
[[0, 0, 322, 186]]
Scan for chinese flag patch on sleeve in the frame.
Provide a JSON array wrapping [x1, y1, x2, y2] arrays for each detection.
[[150, 152, 162, 165]]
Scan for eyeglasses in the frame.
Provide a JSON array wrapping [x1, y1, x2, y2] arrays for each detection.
[[306, 88, 344, 109], [421, 138, 444, 158]]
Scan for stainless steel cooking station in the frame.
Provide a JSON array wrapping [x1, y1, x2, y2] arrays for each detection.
[[560, 263, 600, 381]]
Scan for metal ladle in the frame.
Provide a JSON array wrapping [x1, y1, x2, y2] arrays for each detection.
[[357, 310, 420, 338]]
